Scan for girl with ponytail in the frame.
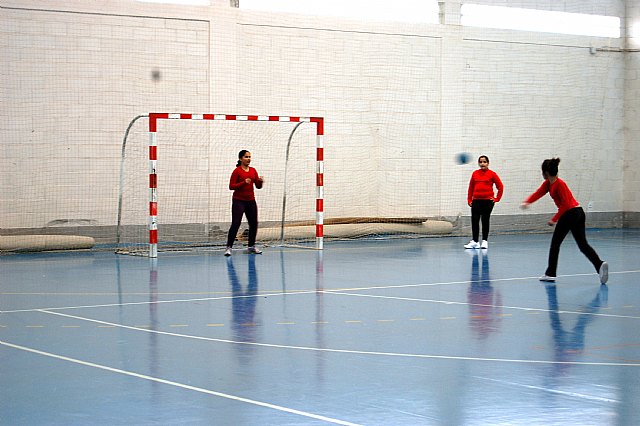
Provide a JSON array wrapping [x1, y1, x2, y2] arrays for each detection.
[[521, 158, 608, 284]]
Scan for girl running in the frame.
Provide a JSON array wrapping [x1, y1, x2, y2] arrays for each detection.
[[521, 158, 608, 284]]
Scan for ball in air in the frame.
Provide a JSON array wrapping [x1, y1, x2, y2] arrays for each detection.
[[455, 152, 471, 165]]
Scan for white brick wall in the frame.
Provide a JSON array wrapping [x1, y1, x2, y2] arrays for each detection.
[[624, 1, 640, 213], [1, 0, 636, 236]]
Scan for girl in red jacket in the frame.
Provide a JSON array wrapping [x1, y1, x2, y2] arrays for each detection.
[[465, 155, 504, 249], [521, 158, 608, 284], [224, 150, 264, 256]]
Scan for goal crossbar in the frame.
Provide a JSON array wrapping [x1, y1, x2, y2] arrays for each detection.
[[147, 113, 325, 258]]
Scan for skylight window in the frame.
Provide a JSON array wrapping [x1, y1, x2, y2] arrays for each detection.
[[241, 0, 439, 24], [136, 0, 210, 5], [461, 4, 620, 38]]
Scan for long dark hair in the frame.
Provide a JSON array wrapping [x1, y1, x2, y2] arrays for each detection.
[[236, 150, 249, 167], [541, 158, 560, 177]]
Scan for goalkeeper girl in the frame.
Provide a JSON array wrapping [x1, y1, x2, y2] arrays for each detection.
[[224, 150, 264, 256]]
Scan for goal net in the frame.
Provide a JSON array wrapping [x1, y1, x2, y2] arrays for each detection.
[[116, 113, 324, 257]]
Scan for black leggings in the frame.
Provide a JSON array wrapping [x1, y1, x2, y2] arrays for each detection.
[[226, 199, 258, 248], [545, 207, 603, 277], [470, 199, 494, 242]]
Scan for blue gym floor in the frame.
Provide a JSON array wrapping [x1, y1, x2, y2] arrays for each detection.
[[1, 229, 639, 425]]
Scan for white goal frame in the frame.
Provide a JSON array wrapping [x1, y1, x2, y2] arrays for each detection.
[[147, 113, 325, 258]]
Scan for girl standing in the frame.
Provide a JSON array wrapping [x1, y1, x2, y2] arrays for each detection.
[[225, 150, 264, 256], [465, 155, 504, 249], [521, 158, 608, 284]]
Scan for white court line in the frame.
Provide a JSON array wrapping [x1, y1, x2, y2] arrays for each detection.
[[321, 290, 640, 320], [473, 376, 618, 404], [0, 290, 317, 314], [2, 269, 639, 315], [324, 269, 640, 292], [0, 340, 361, 426], [37, 310, 640, 367]]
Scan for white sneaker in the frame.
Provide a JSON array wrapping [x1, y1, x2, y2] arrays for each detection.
[[247, 246, 262, 254], [481, 240, 488, 249], [464, 240, 480, 249], [598, 261, 608, 284], [224, 247, 232, 257], [539, 274, 556, 282]]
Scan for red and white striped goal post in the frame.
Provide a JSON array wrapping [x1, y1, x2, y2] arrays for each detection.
[[148, 113, 325, 258]]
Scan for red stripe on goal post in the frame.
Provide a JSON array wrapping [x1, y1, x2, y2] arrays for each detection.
[[149, 113, 169, 132], [149, 229, 158, 244], [311, 117, 324, 135]]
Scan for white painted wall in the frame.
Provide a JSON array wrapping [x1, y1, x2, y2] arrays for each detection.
[[624, 0, 640, 214], [1, 0, 636, 241]]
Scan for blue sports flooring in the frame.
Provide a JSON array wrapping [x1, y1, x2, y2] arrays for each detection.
[[1, 229, 639, 425]]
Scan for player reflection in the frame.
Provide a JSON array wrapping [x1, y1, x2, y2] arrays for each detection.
[[467, 251, 502, 340], [226, 256, 259, 343], [545, 283, 608, 375]]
